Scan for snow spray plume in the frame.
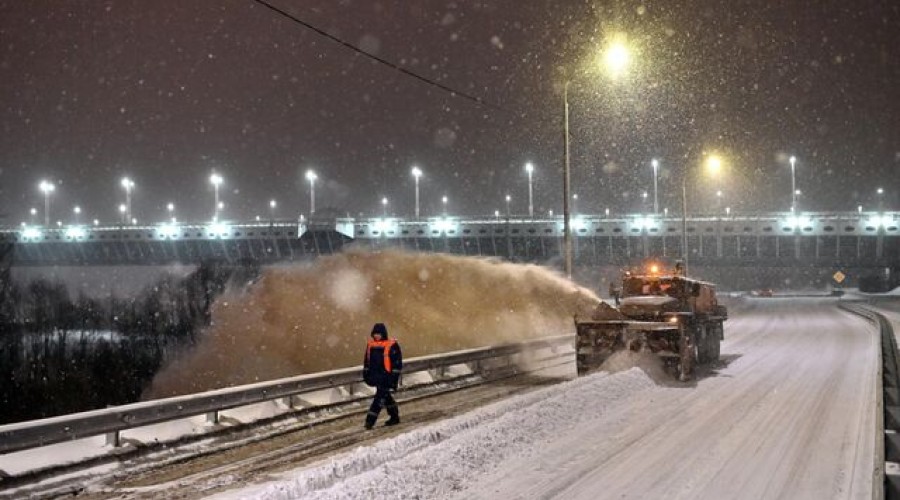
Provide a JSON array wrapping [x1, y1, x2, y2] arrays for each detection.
[[144, 249, 612, 398]]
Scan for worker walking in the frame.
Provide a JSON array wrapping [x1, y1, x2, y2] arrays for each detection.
[[362, 322, 402, 429]]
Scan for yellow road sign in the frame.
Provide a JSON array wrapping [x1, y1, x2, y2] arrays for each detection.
[[833, 271, 846, 283]]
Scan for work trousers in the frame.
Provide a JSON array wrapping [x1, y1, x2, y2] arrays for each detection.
[[366, 385, 399, 425]]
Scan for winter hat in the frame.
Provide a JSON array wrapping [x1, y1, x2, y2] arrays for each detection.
[[371, 323, 388, 337]]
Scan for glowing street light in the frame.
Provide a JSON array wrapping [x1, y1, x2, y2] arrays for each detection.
[[118, 203, 127, 224], [269, 199, 277, 221], [305, 170, 318, 216], [525, 162, 535, 218], [505, 194, 512, 217], [29, 207, 37, 224], [381, 197, 388, 217], [602, 40, 632, 80], [73, 205, 81, 224], [39, 180, 55, 227], [573, 193, 579, 214], [877, 187, 884, 212], [651, 159, 660, 214], [121, 177, 135, 224], [167, 202, 175, 223], [209, 173, 223, 220], [442, 195, 448, 216], [411, 166, 422, 218]]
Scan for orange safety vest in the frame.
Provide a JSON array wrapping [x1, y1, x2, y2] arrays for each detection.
[[366, 338, 396, 373]]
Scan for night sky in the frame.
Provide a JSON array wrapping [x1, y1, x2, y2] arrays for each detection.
[[1, 0, 898, 225]]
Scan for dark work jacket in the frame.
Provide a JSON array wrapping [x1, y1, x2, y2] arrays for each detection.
[[363, 338, 403, 388]]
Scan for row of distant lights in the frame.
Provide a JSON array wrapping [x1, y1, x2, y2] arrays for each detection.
[[16, 213, 897, 243], [28, 171, 891, 227], [19, 223, 234, 242]]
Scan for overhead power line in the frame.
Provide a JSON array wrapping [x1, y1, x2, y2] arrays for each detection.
[[251, 0, 505, 112]]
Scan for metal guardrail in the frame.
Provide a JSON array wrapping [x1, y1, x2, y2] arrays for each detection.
[[0, 335, 574, 456], [839, 302, 895, 500]]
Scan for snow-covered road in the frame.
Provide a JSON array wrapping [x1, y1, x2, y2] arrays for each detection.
[[219, 297, 880, 500]]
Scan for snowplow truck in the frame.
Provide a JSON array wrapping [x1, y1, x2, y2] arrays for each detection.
[[575, 269, 728, 381]]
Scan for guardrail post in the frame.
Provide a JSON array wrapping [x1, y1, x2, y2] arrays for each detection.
[[105, 430, 121, 448], [206, 411, 220, 425]]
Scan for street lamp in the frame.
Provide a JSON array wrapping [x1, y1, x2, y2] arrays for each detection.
[[651, 159, 660, 214], [269, 199, 277, 221], [789, 155, 797, 212], [29, 207, 37, 224], [167, 202, 175, 223], [73, 206, 81, 224], [381, 197, 388, 217], [505, 194, 512, 217], [411, 166, 422, 218], [305, 170, 317, 216], [525, 162, 535, 218], [118, 204, 127, 224], [681, 154, 725, 275], [877, 187, 884, 212], [641, 191, 648, 213], [572, 193, 579, 214], [442, 195, 448, 216], [120, 177, 134, 224], [209, 173, 223, 221], [562, 36, 633, 279], [39, 180, 55, 227]]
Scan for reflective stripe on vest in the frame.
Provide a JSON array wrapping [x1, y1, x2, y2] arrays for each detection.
[[366, 339, 396, 373]]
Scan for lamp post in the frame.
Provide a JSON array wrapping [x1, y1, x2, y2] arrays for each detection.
[[562, 37, 632, 279], [572, 193, 579, 214], [29, 207, 37, 224], [505, 194, 511, 217], [209, 173, 222, 221], [681, 154, 724, 275], [305, 170, 317, 216], [411, 166, 422, 218], [118, 204, 127, 224], [789, 155, 797, 212], [167, 202, 175, 223], [120, 177, 134, 224], [651, 159, 659, 214], [38, 180, 55, 226], [442, 195, 448, 216], [877, 187, 884, 212], [269, 199, 277, 222], [525, 162, 535, 218], [381, 197, 388, 217], [642, 191, 648, 213], [73, 206, 81, 225]]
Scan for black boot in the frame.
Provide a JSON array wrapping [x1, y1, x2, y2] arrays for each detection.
[[364, 412, 377, 430], [384, 406, 400, 426]]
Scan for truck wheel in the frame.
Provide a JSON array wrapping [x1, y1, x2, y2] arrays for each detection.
[[696, 325, 709, 364], [678, 328, 696, 381], [710, 323, 722, 362]]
